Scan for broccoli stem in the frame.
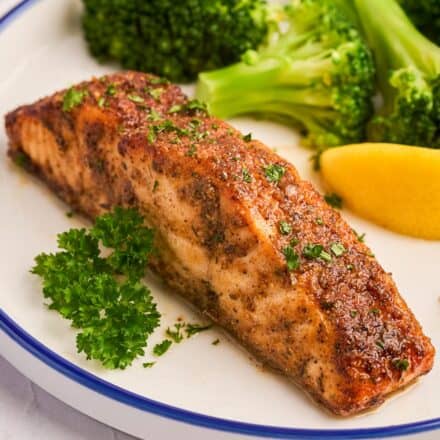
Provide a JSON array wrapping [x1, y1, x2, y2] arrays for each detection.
[[354, 0, 440, 83], [197, 56, 335, 119]]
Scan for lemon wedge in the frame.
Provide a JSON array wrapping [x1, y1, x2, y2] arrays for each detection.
[[320, 143, 440, 240]]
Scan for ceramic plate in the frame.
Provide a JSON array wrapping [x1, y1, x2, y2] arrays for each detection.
[[0, 1, 439, 438]]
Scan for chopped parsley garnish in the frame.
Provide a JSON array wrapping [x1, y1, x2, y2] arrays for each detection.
[[143, 362, 156, 368], [66, 211, 74, 218], [98, 97, 106, 108], [353, 229, 366, 242], [393, 358, 410, 371], [186, 144, 197, 157], [303, 244, 323, 259], [13, 151, 30, 168], [168, 104, 183, 113], [347, 264, 354, 271], [150, 77, 170, 85], [212, 339, 220, 346], [106, 84, 117, 96], [153, 180, 159, 192], [316, 217, 324, 225], [242, 168, 252, 183], [282, 246, 300, 271], [243, 133, 252, 142], [303, 244, 332, 262], [376, 340, 385, 350], [128, 94, 145, 104], [148, 87, 164, 100], [153, 339, 172, 356], [324, 193, 343, 209], [147, 129, 157, 144], [290, 237, 299, 246], [185, 99, 207, 113], [62, 87, 88, 112], [148, 108, 162, 122], [166, 323, 185, 343], [330, 242, 346, 257], [186, 323, 212, 337], [350, 310, 358, 318], [369, 308, 380, 315], [263, 164, 285, 183], [31, 208, 159, 369], [279, 221, 292, 236]]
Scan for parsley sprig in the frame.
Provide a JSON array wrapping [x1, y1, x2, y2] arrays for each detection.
[[32, 208, 160, 370]]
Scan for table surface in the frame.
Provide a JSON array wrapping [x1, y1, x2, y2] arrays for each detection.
[[0, 2, 438, 440]]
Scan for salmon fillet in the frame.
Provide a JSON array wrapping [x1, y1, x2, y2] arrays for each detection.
[[5, 71, 434, 416]]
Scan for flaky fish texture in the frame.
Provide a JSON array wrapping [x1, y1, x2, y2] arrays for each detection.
[[5, 72, 434, 416]]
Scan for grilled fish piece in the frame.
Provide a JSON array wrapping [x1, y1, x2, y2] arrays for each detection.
[[5, 72, 434, 416]]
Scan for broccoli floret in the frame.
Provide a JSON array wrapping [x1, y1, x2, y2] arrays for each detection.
[[196, 0, 375, 150], [82, 0, 269, 83], [352, 0, 440, 147], [398, 0, 440, 45]]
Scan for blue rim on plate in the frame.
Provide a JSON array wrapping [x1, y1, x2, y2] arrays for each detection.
[[0, 2, 439, 438]]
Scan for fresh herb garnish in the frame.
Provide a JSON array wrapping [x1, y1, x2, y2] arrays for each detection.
[[263, 164, 285, 183], [106, 83, 117, 96], [303, 244, 332, 262], [324, 193, 343, 209], [279, 221, 292, 236], [212, 339, 220, 346], [66, 211, 74, 218], [376, 340, 385, 350], [153, 180, 159, 192], [153, 339, 172, 356], [353, 229, 366, 242], [166, 323, 185, 343], [98, 96, 106, 108], [148, 108, 162, 122], [242, 168, 252, 183], [13, 151, 30, 169], [62, 87, 88, 112], [148, 88, 164, 100], [32, 208, 159, 369], [143, 362, 156, 368], [147, 129, 157, 144], [350, 310, 358, 318], [316, 217, 324, 225], [150, 77, 170, 85], [330, 242, 346, 257], [128, 94, 145, 104], [393, 358, 410, 371], [243, 133, 252, 142], [369, 308, 380, 315], [186, 144, 197, 157], [186, 323, 212, 337], [282, 245, 300, 271], [168, 104, 183, 113]]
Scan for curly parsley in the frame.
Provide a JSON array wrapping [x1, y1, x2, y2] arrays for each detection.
[[32, 208, 160, 370]]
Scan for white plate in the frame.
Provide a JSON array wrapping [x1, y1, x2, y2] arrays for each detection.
[[0, 1, 439, 438]]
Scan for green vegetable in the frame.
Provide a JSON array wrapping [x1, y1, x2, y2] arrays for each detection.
[[143, 362, 156, 368], [196, 0, 375, 149], [62, 87, 88, 112], [82, 0, 269, 83], [263, 164, 285, 183], [398, 0, 440, 45], [153, 339, 172, 356], [349, 0, 440, 147], [32, 208, 160, 370], [324, 193, 343, 209]]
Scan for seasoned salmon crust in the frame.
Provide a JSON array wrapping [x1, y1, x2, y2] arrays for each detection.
[[5, 71, 434, 416]]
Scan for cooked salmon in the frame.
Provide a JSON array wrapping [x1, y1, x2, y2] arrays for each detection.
[[5, 71, 434, 416]]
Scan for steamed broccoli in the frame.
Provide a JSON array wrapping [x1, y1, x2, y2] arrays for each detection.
[[398, 0, 440, 45], [82, 0, 269, 83], [196, 0, 375, 150], [352, 0, 440, 147]]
